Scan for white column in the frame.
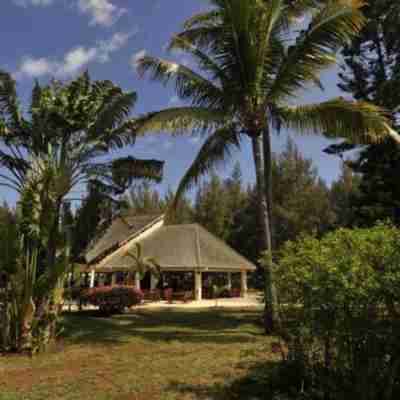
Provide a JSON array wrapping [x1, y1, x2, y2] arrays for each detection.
[[227, 272, 232, 290], [240, 270, 248, 298], [150, 273, 158, 291], [89, 269, 95, 288], [135, 272, 141, 291], [195, 271, 202, 301], [111, 272, 117, 286]]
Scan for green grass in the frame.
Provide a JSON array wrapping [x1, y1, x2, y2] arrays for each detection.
[[0, 308, 277, 400]]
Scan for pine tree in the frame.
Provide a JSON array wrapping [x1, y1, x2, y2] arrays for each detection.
[[163, 188, 194, 225], [194, 173, 230, 240], [330, 162, 360, 227], [72, 187, 117, 261], [124, 182, 164, 215], [338, 0, 400, 225], [272, 139, 335, 247]]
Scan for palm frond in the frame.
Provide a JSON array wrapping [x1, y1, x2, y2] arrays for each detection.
[[167, 36, 229, 89], [173, 26, 224, 53], [268, 0, 366, 101], [183, 9, 221, 30], [170, 125, 240, 210], [137, 56, 224, 108], [285, 0, 321, 20], [278, 98, 395, 144], [133, 107, 226, 136]]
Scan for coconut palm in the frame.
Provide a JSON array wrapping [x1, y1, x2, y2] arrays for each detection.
[[124, 242, 161, 283], [133, 0, 399, 332], [0, 71, 164, 353]]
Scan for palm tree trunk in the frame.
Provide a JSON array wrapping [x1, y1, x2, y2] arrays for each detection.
[[251, 134, 278, 333], [263, 128, 280, 332]]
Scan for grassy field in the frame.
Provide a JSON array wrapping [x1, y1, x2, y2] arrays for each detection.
[[0, 308, 277, 400]]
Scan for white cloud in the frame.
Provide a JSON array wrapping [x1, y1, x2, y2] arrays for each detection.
[[15, 32, 132, 79], [17, 57, 55, 78], [97, 31, 133, 62], [77, 0, 127, 27], [13, 0, 54, 7], [59, 46, 98, 76], [130, 49, 147, 68]]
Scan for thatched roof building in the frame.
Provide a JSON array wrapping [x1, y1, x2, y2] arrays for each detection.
[[85, 214, 256, 300]]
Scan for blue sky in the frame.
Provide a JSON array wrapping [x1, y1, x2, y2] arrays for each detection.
[[1, 0, 344, 205]]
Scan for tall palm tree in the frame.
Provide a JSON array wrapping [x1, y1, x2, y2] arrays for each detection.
[[133, 0, 399, 332], [0, 71, 164, 352]]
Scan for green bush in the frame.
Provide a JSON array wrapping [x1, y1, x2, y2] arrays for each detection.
[[261, 223, 400, 399]]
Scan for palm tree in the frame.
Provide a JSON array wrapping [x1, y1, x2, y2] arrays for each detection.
[[124, 243, 161, 284], [133, 0, 399, 332], [0, 71, 164, 352]]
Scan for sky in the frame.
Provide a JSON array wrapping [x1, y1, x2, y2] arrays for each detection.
[[0, 0, 345, 206]]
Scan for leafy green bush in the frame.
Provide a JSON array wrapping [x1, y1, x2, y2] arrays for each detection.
[[82, 286, 144, 315], [261, 223, 400, 399]]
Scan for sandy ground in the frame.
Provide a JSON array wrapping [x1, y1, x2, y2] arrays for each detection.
[[138, 292, 263, 309], [64, 292, 264, 311]]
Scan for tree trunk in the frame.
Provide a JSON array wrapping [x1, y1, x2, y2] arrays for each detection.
[[18, 297, 36, 354], [251, 134, 278, 333], [262, 128, 280, 332]]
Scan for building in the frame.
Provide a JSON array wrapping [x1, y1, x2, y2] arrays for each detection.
[[85, 214, 256, 300]]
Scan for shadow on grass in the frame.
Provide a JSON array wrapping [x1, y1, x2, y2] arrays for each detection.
[[61, 308, 264, 346], [165, 360, 280, 400]]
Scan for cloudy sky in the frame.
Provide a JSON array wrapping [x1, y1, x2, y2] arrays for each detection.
[[1, 0, 344, 205]]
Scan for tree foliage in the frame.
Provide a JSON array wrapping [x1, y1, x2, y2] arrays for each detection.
[[0, 203, 18, 277], [266, 223, 400, 399], [338, 0, 400, 226], [0, 71, 163, 353]]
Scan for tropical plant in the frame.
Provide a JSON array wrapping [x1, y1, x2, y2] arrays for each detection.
[[124, 242, 161, 285], [133, 0, 399, 331], [0, 71, 164, 353]]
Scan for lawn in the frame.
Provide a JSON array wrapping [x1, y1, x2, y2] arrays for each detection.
[[0, 308, 276, 400]]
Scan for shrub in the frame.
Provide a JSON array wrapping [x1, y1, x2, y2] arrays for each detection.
[[261, 223, 400, 399], [82, 286, 143, 315]]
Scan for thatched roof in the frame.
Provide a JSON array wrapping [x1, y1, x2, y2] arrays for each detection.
[[85, 214, 164, 264], [96, 224, 256, 272]]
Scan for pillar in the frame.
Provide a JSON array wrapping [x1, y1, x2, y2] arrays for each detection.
[[111, 272, 117, 286], [240, 270, 248, 298], [150, 273, 158, 291], [227, 272, 232, 290], [194, 271, 202, 301], [89, 269, 95, 288], [135, 272, 141, 291]]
